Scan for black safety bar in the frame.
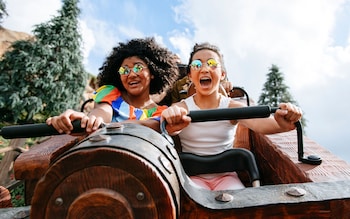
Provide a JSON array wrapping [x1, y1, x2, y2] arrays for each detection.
[[160, 105, 321, 165]]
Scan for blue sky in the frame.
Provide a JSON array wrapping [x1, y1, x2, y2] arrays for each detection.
[[3, 0, 350, 163]]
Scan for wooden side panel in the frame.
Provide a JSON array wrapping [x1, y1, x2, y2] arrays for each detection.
[[13, 134, 86, 204], [234, 123, 350, 185]]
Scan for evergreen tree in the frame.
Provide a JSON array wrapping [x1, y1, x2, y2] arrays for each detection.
[[258, 64, 306, 128], [0, 0, 7, 23], [0, 0, 87, 123]]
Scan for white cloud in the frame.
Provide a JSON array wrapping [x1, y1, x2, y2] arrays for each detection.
[[169, 29, 194, 63], [2, 0, 61, 34], [78, 19, 95, 68]]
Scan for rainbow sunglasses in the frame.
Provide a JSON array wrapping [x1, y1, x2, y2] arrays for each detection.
[[190, 58, 220, 71], [118, 63, 147, 75]]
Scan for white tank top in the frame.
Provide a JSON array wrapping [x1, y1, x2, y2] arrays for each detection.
[[179, 95, 237, 155]]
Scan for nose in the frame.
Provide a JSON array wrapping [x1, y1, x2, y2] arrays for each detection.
[[128, 70, 138, 77], [200, 64, 210, 72]]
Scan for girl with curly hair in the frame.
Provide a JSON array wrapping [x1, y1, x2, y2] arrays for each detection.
[[47, 37, 179, 133]]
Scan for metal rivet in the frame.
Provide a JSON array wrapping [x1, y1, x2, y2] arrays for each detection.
[[215, 193, 233, 202], [286, 186, 306, 197], [89, 134, 110, 142], [136, 192, 145, 201], [55, 197, 63, 206], [106, 123, 123, 130]]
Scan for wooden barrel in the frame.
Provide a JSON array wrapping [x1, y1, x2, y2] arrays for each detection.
[[30, 123, 181, 219]]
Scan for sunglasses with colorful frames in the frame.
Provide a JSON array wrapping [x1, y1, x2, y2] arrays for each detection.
[[118, 63, 147, 75], [190, 58, 220, 71]]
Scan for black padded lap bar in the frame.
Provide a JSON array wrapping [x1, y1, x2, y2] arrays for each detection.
[[0, 120, 84, 139], [188, 105, 277, 122]]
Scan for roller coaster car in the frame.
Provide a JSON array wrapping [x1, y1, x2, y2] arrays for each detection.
[[3, 89, 350, 218]]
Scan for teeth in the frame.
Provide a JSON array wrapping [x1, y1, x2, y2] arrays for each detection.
[[201, 77, 210, 80], [200, 78, 211, 82]]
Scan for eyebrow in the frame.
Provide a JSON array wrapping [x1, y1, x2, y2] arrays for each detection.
[[192, 58, 217, 62], [122, 62, 146, 67], [134, 62, 145, 65]]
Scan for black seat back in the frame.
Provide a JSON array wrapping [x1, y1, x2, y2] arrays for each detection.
[[179, 148, 260, 186]]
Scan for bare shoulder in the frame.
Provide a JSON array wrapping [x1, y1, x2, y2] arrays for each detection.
[[91, 102, 113, 115]]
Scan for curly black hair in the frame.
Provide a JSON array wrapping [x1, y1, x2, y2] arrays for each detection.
[[97, 37, 179, 94]]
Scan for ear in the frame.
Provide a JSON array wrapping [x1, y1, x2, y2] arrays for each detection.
[[220, 70, 227, 81]]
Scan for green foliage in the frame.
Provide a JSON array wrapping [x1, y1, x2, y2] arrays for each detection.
[[258, 65, 293, 106], [0, 0, 87, 123], [258, 64, 307, 128], [0, 0, 7, 23], [10, 182, 26, 207]]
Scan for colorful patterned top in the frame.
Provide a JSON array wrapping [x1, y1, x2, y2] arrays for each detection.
[[93, 85, 167, 122]]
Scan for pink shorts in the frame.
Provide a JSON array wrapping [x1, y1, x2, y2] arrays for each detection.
[[190, 172, 245, 191]]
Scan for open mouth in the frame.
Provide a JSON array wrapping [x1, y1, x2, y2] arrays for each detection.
[[129, 81, 140, 86], [199, 77, 212, 87]]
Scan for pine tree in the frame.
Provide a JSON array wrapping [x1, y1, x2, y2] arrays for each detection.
[[258, 64, 306, 128], [0, 0, 7, 23], [0, 0, 87, 123]]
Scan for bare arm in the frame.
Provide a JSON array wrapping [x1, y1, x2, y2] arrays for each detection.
[[232, 101, 302, 134], [161, 101, 191, 136], [46, 102, 113, 134]]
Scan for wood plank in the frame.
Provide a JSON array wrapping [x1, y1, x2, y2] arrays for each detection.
[[0, 138, 26, 186]]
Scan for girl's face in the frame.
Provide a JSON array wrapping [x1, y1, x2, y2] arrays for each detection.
[[189, 49, 225, 96], [119, 56, 153, 96]]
